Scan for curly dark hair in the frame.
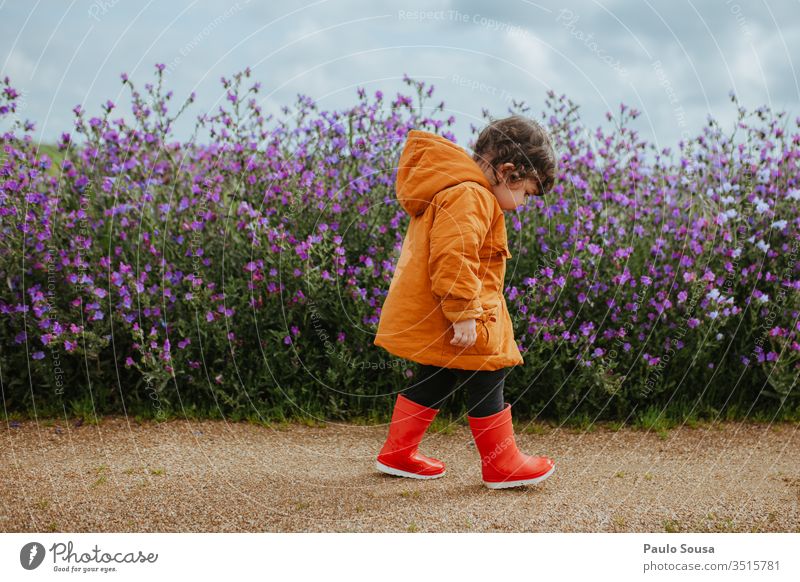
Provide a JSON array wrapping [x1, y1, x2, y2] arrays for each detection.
[[472, 115, 557, 195]]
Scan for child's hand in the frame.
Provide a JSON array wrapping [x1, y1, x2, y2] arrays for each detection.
[[450, 318, 478, 348]]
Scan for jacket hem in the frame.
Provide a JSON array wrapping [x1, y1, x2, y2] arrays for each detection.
[[374, 338, 523, 371]]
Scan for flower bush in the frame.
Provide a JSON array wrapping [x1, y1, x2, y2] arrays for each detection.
[[505, 94, 799, 421], [0, 65, 797, 423]]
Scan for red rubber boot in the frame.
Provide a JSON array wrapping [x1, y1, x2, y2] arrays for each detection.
[[376, 393, 446, 479], [468, 402, 555, 489]]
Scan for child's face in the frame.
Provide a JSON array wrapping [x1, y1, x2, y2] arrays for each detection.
[[488, 163, 542, 211]]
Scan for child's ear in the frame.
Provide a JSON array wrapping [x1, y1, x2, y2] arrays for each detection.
[[496, 162, 516, 182]]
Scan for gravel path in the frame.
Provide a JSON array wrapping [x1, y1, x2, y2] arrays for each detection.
[[1, 417, 798, 532]]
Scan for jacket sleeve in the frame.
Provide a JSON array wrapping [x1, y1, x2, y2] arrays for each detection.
[[428, 185, 493, 323]]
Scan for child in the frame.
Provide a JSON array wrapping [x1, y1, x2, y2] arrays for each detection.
[[373, 115, 558, 489]]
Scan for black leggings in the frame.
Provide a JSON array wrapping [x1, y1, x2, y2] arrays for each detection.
[[402, 364, 508, 417]]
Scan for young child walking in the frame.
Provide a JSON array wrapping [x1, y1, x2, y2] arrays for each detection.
[[373, 116, 558, 489]]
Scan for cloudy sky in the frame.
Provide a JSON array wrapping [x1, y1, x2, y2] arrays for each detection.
[[1, 0, 798, 148]]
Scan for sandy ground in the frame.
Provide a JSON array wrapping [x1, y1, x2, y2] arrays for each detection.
[[1, 416, 798, 533]]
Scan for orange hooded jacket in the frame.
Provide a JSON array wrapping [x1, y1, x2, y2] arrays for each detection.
[[373, 129, 524, 371]]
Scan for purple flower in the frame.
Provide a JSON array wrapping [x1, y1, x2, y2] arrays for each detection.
[[643, 353, 660, 366]]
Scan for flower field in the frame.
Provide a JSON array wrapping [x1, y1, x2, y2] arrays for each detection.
[[1, 65, 798, 423]]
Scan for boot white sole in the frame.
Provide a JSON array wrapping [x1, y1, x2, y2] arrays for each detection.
[[375, 460, 446, 479], [483, 463, 555, 489]]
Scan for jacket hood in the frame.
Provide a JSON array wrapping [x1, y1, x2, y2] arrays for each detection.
[[395, 129, 492, 218]]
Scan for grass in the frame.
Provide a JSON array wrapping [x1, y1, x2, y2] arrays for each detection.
[[685, 417, 702, 429], [767, 511, 777, 524], [120, 465, 167, 476], [4, 397, 799, 427], [90, 464, 110, 488], [561, 412, 597, 433], [296, 417, 328, 428], [693, 513, 757, 533], [631, 405, 672, 438], [428, 415, 459, 434], [605, 420, 626, 431], [69, 396, 102, 426], [520, 421, 552, 435]]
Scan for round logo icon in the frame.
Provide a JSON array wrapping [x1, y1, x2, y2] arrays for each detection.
[[20, 542, 46, 570]]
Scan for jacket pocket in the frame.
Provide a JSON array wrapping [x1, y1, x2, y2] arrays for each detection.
[[445, 303, 502, 356], [475, 303, 502, 355], [478, 242, 512, 259]]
